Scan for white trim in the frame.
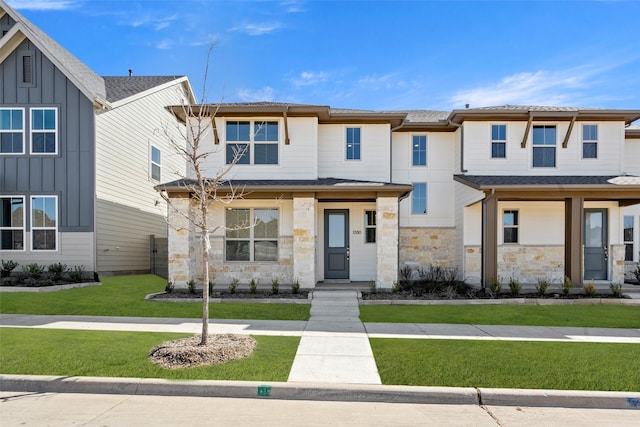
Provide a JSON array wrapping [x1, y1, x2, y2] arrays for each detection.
[[411, 134, 427, 167], [150, 145, 161, 182], [30, 195, 58, 252], [411, 182, 428, 215], [581, 123, 598, 160], [0, 195, 26, 252], [345, 126, 362, 161], [225, 207, 279, 262], [29, 107, 58, 155], [490, 123, 507, 159], [0, 107, 26, 155]]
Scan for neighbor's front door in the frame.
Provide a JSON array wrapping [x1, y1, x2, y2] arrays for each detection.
[[584, 208, 608, 280], [324, 210, 350, 279]]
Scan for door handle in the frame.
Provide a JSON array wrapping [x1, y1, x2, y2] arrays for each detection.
[[603, 246, 608, 261], [346, 247, 350, 261]]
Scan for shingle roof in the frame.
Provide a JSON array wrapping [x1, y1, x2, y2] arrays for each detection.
[[454, 175, 628, 187], [103, 76, 185, 103]]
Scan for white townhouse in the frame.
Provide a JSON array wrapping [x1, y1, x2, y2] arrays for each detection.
[[0, 1, 195, 276], [160, 102, 640, 289]]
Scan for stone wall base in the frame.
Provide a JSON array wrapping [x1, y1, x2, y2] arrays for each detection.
[[399, 227, 456, 269]]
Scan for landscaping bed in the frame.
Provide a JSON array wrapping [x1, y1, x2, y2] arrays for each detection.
[[149, 289, 310, 300]]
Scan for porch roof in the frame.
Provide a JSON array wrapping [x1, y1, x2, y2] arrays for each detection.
[[453, 175, 640, 206], [156, 177, 414, 200]]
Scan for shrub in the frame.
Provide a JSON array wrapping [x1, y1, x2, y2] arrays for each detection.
[[399, 265, 413, 286], [187, 279, 196, 294], [508, 277, 521, 296], [488, 276, 502, 298], [562, 276, 573, 296], [610, 283, 623, 298], [633, 265, 640, 284], [48, 263, 68, 282], [271, 278, 279, 295], [291, 278, 300, 294], [23, 263, 45, 280], [1, 260, 19, 278], [165, 280, 174, 293], [536, 278, 550, 297], [583, 280, 597, 297], [443, 285, 458, 299], [229, 278, 239, 294], [369, 280, 377, 294], [69, 265, 86, 283], [391, 281, 401, 294], [208, 280, 214, 295], [249, 278, 258, 294]]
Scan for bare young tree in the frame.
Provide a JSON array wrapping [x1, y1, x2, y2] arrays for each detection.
[[157, 46, 247, 346]]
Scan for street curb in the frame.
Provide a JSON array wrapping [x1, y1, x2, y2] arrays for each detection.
[[2, 375, 639, 409]]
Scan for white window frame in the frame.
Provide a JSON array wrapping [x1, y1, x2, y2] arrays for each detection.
[[30, 195, 58, 252], [0, 107, 25, 155], [491, 124, 507, 159], [225, 120, 280, 165], [0, 196, 26, 252], [411, 183, 427, 215], [364, 210, 376, 243], [412, 134, 427, 166], [624, 215, 635, 262], [30, 107, 58, 155], [503, 210, 519, 244], [225, 207, 279, 262], [150, 145, 161, 181], [345, 126, 361, 161], [582, 123, 598, 159], [532, 125, 557, 168]]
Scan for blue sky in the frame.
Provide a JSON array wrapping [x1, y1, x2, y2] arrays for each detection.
[[8, 0, 640, 111]]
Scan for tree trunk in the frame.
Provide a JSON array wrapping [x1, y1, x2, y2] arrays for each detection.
[[200, 231, 210, 345]]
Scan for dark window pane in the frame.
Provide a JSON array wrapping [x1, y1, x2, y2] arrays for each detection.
[[583, 124, 597, 141], [254, 241, 278, 261], [226, 240, 250, 261], [226, 121, 250, 141], [504, 228, 518, 244], [365, 211, 376, 226], [33, 229, 56, 250], [1, 230, 24, 250], [254, 122, 278, 141], [254, 144, 278, 164], [533, 147, 555, 167], [151, 164, 161, 181], [346, 127, 361, 160], [32, 109, 44, 129], [625, 244, 633, 261], [583, 142, 597, 158], [365, 228, 376, 243], [533, 125, 556, 146], [226, 144, 250, 164], [1, 133, 23, 153], [412, 135, 426, 166], [492, 142, 505, 158]]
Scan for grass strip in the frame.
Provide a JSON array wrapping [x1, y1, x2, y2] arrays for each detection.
[[0, 327, 299, 381], [0, 275, 310, 320], [360, 304, 640, 328], [371, 338, 640, 392]]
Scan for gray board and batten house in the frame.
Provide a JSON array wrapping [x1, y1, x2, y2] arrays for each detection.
[[0, 0, 195, 276]]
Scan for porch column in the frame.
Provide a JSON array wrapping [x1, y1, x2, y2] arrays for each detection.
[[376, 196, 399, 288], [293, 194, 316, 288], [167, 197, 191, 289], [564, 197, 584, 285], [481, 194, 498, 289]]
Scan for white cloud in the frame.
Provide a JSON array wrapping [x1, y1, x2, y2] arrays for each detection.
[[357, 73, 408, 90], [231, 23, 282, 36], [291, 71, 329, 87], [9, 0, 77, 10], [237, 86, 275, 102], [129, 13, 178, 31], [280, 1, 305, 13], [155, 39, 174, 50]]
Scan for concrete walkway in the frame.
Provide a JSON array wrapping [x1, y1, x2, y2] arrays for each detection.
[[287, 290, 381, 384]]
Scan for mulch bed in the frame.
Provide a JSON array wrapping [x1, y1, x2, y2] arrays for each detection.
[[361, 291, 628, 300], [150, 289, 309, 300], [149, 334, 256, 369]]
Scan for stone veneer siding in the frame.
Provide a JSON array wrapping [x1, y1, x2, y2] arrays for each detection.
[[167, 197, 192, 288], [376, 197, 399, 288], [611, 244, 625, 284], [293, 197, 317, 288], [399, 227, 456, 269]]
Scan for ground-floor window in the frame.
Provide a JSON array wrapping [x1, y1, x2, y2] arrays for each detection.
[[31, 196, 57, 251], [364, 210, 376, 243], [503, 210, 519, 244], [225, 208, 278, 262], [0, 196, 25, 250], [624, 215, 634, 261]]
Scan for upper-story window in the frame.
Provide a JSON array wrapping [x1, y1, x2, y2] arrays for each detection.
[[491, 124, 506, 158], [31, 108, 57, 154], [0, 196, 25, 251], [412, 135, 427, 166], [31, 196, 57, 251], [225, 120, 278, 165], [582, 124, 598, 159], [346, 127, 361, 160], [0, 108, 24, 154], [532, 125, 556, 168], [150, 145, 161, 181], [411, 183, 427, 215]]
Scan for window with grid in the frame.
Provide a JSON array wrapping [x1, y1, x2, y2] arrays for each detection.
[[503, 210, 519, 244], [532, 125, 556, 167], [412, 135, 427, 166], [226, 208, 278, 262], [364, 210, 376, 243], [411, 183, 427, 214], [346, 127, 361, 160], [225, 120, 279, 165], [582, 124, 598, 159], [0, 108, 24, 154], [31, 196, 57, 251], [491, 124, 506, 158], [624, 216, 634, 262], [31, 108, 57, 154], [0, 196, 25, 251]]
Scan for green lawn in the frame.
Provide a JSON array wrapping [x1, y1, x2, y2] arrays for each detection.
[[0, 328, 299, 381], [371, 338, 640, 391], [360, 304, 640, 328], [0, 275, 310, 320]]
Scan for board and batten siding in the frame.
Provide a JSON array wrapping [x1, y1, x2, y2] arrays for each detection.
[[462, 121, 625, 175], [318, 124, 390, 182]]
